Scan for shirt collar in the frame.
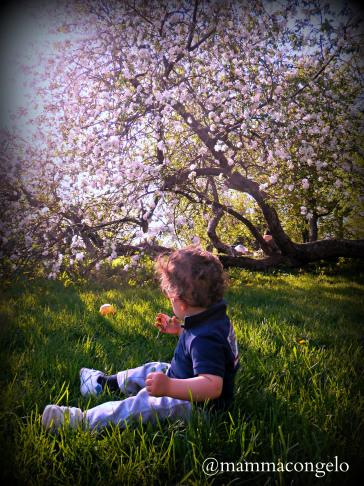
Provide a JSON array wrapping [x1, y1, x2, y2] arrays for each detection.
[[182, 299, 227, 329]]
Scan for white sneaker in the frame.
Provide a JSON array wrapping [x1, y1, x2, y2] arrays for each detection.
[[80, 367, 104, 396], [42, 405, 83, 431]]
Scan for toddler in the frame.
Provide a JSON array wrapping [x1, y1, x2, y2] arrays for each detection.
[[42, 245, 239, 431]]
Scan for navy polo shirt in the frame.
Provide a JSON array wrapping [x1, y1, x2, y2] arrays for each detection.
[[167, 300, 239, 409]]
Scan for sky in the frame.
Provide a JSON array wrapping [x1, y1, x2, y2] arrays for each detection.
[[0, 3, 42, 137], [0, 0, 72, 141]]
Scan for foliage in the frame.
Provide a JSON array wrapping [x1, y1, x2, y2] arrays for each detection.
[[1, 0, 364, 277]]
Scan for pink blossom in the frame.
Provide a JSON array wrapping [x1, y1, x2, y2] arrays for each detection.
[[301, 179, 310, 190], [235, 244, 248, 254]]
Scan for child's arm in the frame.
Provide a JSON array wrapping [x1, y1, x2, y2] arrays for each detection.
[[145, 372, 223, 401]]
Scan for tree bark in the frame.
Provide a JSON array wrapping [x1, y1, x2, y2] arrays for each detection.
[[293, 238, 364, 262], [219, 254, 286, 270], [309, 214, 318, 242], [207, 205, 235, 255]]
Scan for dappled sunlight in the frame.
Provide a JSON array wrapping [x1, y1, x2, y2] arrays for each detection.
[[1, 0, 363, 481], [1, 269, 363, 484]]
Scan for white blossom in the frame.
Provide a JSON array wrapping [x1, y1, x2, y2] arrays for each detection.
[[157, 140, 164, 151], [175, 215, 186, 225], [235, 244, 248, 254], [302, 179, 310, 190]]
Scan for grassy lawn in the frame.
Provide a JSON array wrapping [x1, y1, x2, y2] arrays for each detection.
[[0, 268, 363, 485]]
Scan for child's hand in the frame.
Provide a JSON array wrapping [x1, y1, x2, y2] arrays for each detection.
[[155, 313, 181, 335], [146, 371, 170, 397]]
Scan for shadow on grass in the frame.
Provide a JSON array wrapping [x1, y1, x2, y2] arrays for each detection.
[[0, 275, 363, 485], [227, 278, 364, 337]]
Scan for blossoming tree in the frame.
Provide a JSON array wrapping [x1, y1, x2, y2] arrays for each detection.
[[1, 0, 363, 276]]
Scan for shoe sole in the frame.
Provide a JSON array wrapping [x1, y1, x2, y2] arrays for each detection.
[[80, 368, 102, 396]]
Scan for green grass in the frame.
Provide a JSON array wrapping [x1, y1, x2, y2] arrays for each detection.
[[0, 269, 363, 485]]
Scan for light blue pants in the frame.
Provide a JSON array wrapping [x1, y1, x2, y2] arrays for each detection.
[[85, 362, 192, 429]]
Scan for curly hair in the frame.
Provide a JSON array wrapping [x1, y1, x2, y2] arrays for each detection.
[[155, 245, 227, 308]]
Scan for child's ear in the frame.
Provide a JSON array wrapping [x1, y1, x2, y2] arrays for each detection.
[[179, 298, 188, 312]]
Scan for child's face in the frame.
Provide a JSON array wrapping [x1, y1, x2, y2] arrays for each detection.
[[169, 295, 186, 320]]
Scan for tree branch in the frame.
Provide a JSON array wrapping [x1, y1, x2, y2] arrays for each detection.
[[186, 0, 199, 50], [207, 204, 235, 255], [288, 50, 341, 101]]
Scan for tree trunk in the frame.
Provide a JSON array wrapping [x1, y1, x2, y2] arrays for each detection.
[[218, 238, 364, 270], [309, 214, 318, 242], [302, 227, 309, 243], [219, 254, 286, 270], [337, 214, 344, 240], [293, 238, 364, 262], [207, 206, 235, 255]]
